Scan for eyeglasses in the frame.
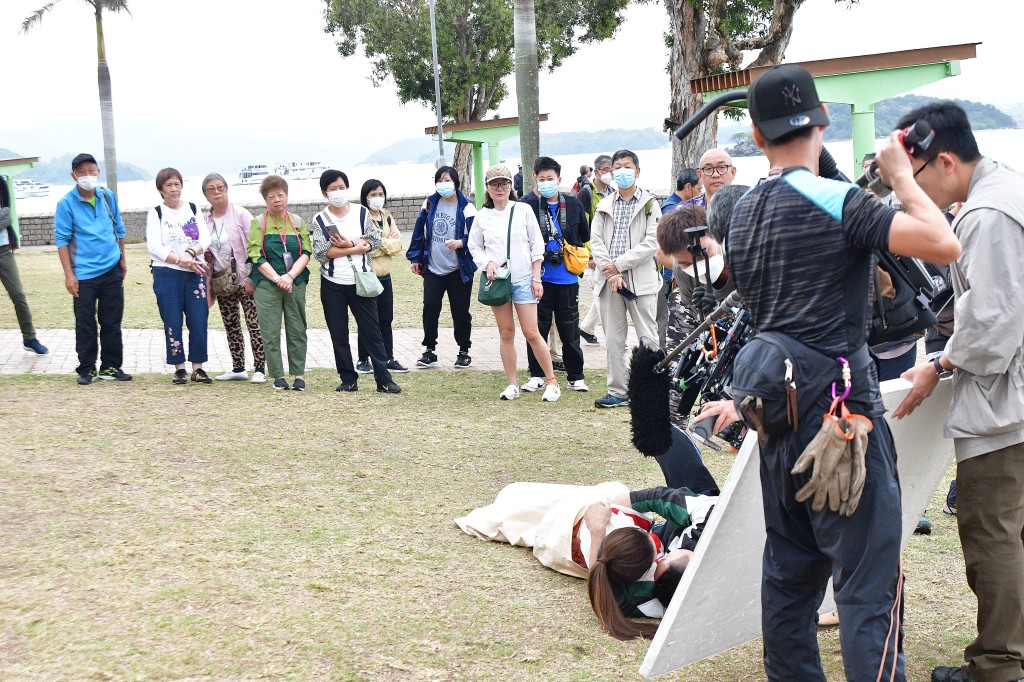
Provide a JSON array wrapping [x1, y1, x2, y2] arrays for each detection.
[[699, 165, 732, 176], [205, 185, 227, 194], [913, 156, 934, 179], [488, 181, 512, 190]]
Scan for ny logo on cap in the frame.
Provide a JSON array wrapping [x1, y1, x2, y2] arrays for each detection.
[[783, 84, 801, 107]]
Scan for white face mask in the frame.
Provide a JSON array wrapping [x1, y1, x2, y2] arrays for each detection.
[[368, 196, 385, 211], [681, 254, 725, 284], [76, 175, 100, 192], [599, 172, 613, 187], [327, 190, 347, 208]]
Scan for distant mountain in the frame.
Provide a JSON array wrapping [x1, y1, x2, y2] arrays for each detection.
[[0, 147, 20, 159], [825, 96, 1016, 140], [1002, 102, 1024, 127], [360, 139, 459, 166], [3, 153, 152, 184]]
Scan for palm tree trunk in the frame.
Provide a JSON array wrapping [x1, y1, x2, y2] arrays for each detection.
[[95, 4, 118, 194], [513, 0, 539, 197]]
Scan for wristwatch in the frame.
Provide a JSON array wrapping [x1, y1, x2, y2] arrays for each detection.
[[272, 274, 281, 284], [931, 356, 953, 379]]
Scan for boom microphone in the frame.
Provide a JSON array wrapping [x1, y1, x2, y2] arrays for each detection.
[[673, 90, 748, 141]]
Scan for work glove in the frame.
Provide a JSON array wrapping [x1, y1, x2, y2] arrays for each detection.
[[691, 284, 718, 316], [838, 416, 871, 516], [791, 415, 853, 513]]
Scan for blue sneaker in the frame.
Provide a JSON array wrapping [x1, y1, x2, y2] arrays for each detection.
[[595, 394, 629, 409], [943, 479, 957, 515], [23, 338, 48, 355]]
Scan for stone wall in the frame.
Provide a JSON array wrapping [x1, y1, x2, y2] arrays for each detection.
[[15, 194, 434, 247]]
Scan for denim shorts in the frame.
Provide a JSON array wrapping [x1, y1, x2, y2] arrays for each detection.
[[511, 276, 538, 304]]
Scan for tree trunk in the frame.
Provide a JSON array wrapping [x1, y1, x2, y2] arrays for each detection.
[[513, 0, 539, 197], [95, 7, 118, 194], [453, 143, 474, 197], [666, 0, 716, 180]]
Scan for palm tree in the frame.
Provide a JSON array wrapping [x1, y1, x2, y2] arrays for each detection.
[[513, 0, 539, 197], [21, 0, 129, 194]]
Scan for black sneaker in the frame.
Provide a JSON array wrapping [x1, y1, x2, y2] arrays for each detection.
[[580, 331, 599, 345], [387, 359, 410, 373], [190, 369, 212, 384], [377, 381, 402, 394], [336, 380, 358, 392], [931, 665, 980, 682], [355, 360, 373, 374], [77, 371, 96, 385], [292, 378, 306, 391], [273, 377, 290, 390], [417, 350, 438, 368], [97, 367, 133, 381], [914, 516, 932, 535], [552, 361, 566, 372], [454, 352, 472, 369], [172, 369, 188, 385]]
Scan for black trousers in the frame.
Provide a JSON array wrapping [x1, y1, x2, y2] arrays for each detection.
[[73, 264, 125, 375], [422, 269, 473, 352], [526, 281, 584, 381], [321, 278, 393, 387], [358, 276, 394, 361]]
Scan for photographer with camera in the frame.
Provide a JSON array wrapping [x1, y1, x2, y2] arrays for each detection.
[[698, 66, 960, 682], [519, 157, 592, 394], [889, 102, 1024, 682]]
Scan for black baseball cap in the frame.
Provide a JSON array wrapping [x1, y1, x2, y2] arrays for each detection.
[[71, 153, 98, 169], [748, 65, 829, 141]]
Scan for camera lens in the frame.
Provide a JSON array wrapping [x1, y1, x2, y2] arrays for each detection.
[[544, 249, 562, 266]]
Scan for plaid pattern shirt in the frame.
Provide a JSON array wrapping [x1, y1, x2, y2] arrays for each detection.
[[609, 193, 637, 260]]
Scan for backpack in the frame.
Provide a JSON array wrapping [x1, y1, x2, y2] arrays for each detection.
[[154, 202, 197, 220]]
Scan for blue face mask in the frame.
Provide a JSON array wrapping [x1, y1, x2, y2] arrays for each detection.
[[613, 168, 636, 189], [537, 180, 559, 199], [435, 181, 456, 198]]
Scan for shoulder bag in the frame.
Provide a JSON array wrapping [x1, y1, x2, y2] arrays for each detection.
[[477, 206, 514, 306], [349, 254, 383, 297]]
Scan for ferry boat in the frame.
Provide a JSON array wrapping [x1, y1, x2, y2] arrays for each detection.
[[275, 161, 327, 181], [14, 179, 50, 199], [236, 164, 271, 185]]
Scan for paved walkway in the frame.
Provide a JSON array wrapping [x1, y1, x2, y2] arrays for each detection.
[[0, 325, 638, 377]]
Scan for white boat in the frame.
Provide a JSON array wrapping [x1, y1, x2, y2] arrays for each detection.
[[14, 179, 50, 199], [275, 161, 327, 181], [236, 164, 271, 186]]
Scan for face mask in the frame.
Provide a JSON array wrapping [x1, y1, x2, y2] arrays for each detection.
[[368, 196, 385, 211], [327, 190, 347, 208], [681, 254, 725, 284], [436, 182, 456, 198], [537, 180, 558, 199], [613, 168, 636, 189], [599, 172, 613, 187], [76, 175, 100, 192]]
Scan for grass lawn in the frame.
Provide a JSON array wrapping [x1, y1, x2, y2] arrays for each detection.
[[0, 368, 974, 680], [0, 246, 598, 333]]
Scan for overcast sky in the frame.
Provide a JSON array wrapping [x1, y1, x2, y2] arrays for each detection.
[[0, 0, 1015, 173]]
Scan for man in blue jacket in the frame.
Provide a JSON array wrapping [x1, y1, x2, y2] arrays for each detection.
[[54, 153, 132, 385]]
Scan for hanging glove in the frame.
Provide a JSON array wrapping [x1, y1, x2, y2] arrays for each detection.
[[691, 284, 718, 316], [792, 415, 853, 513], [838, 416, 872, 516]]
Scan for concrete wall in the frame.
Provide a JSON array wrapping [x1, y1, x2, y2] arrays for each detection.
[[16, 194, 433, 247]]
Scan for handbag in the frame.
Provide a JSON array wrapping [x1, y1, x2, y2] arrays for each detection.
[[477, 207, 514, 306], [349, 254, 384, 298], [210, 257, 242, 299], [560, 239, 589, 275]]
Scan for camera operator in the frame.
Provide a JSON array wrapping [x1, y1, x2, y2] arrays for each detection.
[[698, 65, 960, 682], [519, 156, 592, 393], [888, 102, 1024, 682]]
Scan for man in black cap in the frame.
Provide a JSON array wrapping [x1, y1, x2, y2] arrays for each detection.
[[697, 65, 960, 680], [54, 153, 132, 384]]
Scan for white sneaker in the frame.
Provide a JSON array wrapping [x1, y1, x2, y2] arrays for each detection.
[[542, 382, 561, 403], [216, 369, 248, 381], [499, 384, 520, 401], [250, 371, 267, 384], [521, 377, 546, 392], [567, 379, 590, 392]]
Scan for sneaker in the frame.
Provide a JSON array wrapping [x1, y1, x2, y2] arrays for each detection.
[[251, 369, 267, 384], [417, 350, 438, 368], [542, 381, 561, 403], [97, 367, 132, 381], [499, 384, 520, 401], [355, 360, 373, 374], [216, 368, 248, 381], [551, 361, 566, 372], [335, 380, 358, 392], [931, 666, 980, 682], [914, 516, 932, 535], [273, 377, 290, 390], [191, 369, 213, 384], [377, 381, 402, 394], [172, 369, 188, 385], [76, 371, 96, 385], [943, 479, 957, 515], [454, 352, 472, 369], [568, 379, 590, 392], [595, 393, 629, 409], [387, 359, 410, 373], [521, 377, 546, 392], [580, 331, 599, 346], [23, 338, 49, 355], [291, 378, 306, 391]]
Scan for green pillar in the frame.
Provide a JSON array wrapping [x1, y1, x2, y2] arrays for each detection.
[[851, 103, 877, 172], [487, 142, 500, 166], [471, 143, 486, 209]]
